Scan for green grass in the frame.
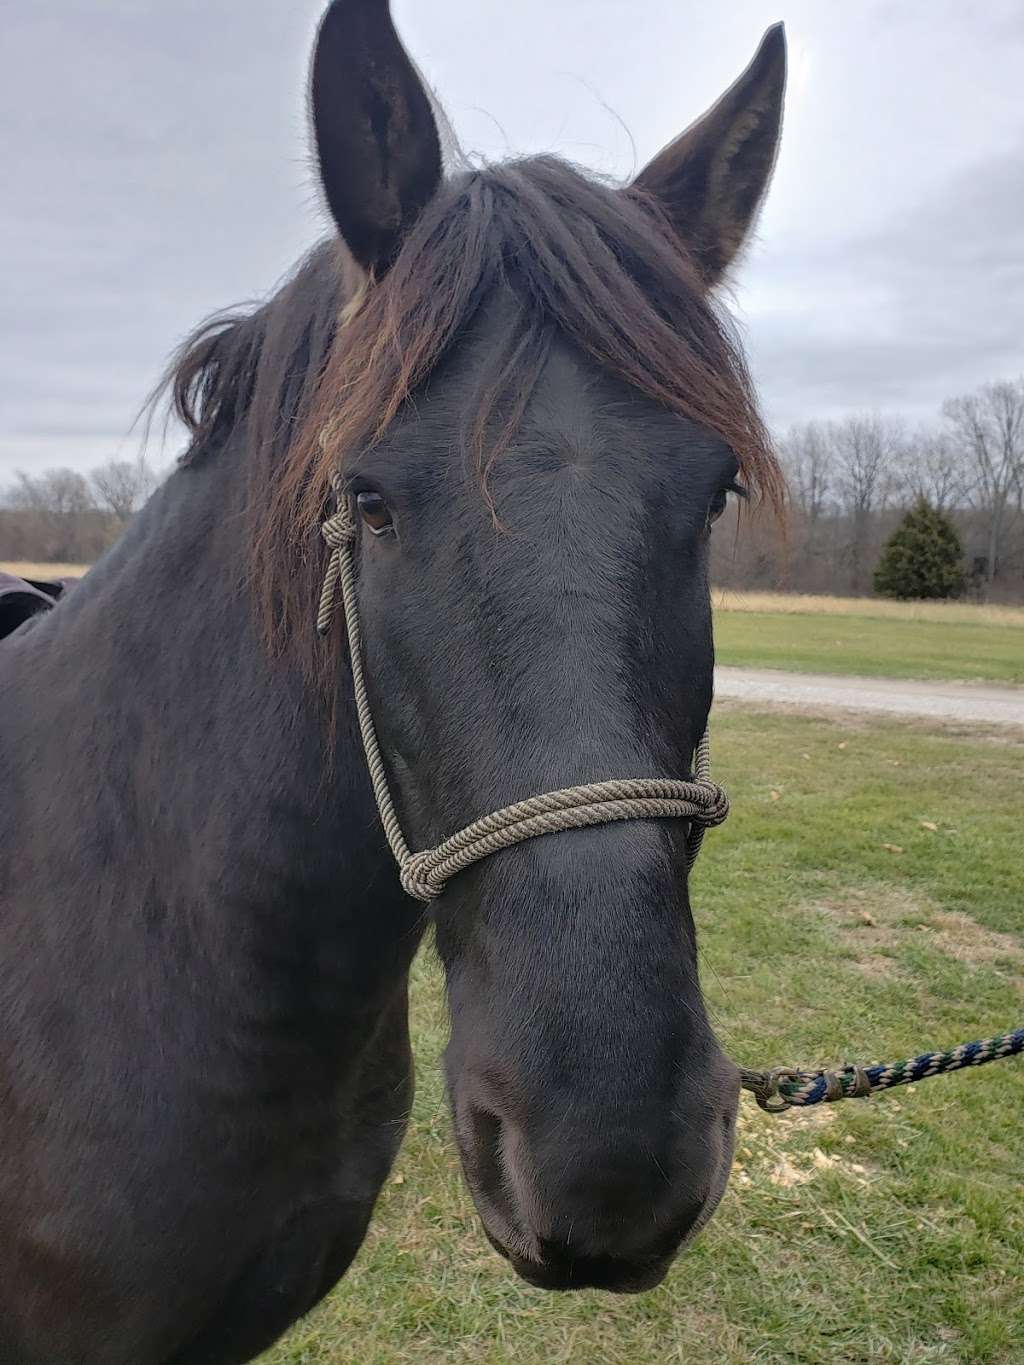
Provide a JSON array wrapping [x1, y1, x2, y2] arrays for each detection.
[[714, 610, 1024, 684], [261, 711, 1024, 1364]]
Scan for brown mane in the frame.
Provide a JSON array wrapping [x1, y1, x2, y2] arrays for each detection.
[[163, 156, 782, 671]]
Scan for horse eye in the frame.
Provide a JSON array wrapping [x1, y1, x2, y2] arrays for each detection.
[[709, 480, 746, 527], [356, 491, 394, 536]]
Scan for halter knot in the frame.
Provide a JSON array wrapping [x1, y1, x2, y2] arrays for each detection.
[[399, 852, 440, 904], [316, 499, 356, 636], [697, 783, 730, 825], [321, 505, 356, 551]]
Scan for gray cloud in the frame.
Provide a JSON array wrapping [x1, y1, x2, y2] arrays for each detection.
[[747, 145, 1024, 428]]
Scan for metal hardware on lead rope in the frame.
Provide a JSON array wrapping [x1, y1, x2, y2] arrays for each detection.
[[739, 1027, 1024, 1111], [316, 476, 730, 902]]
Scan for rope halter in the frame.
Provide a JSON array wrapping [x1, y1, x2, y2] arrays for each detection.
[[317, 479, 730, 903]]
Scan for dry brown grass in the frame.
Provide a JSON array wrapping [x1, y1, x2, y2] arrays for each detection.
[[812, 883, 1023, 973], [712, 588, 1024, 628], [0, 562, 89, 580]]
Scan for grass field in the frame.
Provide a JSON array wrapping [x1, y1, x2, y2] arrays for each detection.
[[713, 594, 1024, 685], [260, 709, 1024, 1365]]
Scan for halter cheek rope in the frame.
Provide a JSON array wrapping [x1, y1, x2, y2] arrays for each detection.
[[316, 480, 729, 903], [317, 477, 1023, 1109]]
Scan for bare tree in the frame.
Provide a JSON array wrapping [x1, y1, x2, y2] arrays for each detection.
[[2, 469, 107, 563], [1, 458, 165, 564], [8, 469, 93, 519], [771, 422, 836, 591], [90, 459, 155, 526], [829, 413, 904, 592], [782, 420, 833, 522], [904, 429, 968, 512], [944, 378, 1024, 581]]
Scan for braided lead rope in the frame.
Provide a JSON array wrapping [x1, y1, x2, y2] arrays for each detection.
[[316, 480, 729, 902], [740, 1027, 1024, 1112]]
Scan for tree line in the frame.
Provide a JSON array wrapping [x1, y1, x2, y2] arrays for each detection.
[[712, 376, 1024, 602], [0, 461, 156, 565], [3, 376, 1023, 602]]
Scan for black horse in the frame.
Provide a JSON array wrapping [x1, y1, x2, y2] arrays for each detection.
[[0, 4, 785, 1361]]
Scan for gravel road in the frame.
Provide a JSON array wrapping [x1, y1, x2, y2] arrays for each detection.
[[714, 667, 1024, 728]]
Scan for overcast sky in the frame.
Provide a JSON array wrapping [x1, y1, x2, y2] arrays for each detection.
[[3, 0, 1023, 479]]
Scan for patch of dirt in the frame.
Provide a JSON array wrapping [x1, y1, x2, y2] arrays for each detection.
[[926, 911, 1024, 966], [779, 1103, 840, 1132], [813, 884, 1023, 973], [848, 954, 904, 982], [736, 1137, 880, 1190], [767, 1154, 812, 1188], [814, 884, 930, 952], [738, 1096, 838, 1131]]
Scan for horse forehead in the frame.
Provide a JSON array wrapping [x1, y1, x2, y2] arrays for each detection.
[[514, 342, 687, 467], [518, 342, 742, 492]]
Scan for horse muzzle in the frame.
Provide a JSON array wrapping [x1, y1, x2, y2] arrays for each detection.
[[451, 1057, 740, 1293]]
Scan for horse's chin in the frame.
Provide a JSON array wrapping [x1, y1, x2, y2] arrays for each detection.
[[464, 1122, 735, 1295], [493, 1234, 673, 1294]]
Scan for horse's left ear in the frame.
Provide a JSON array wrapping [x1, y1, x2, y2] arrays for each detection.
[[311, 0, 443, 276], [632, 23, 786, 286]]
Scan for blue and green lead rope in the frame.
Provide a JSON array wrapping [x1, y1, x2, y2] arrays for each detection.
[[740, 1027, 1024, 1112]]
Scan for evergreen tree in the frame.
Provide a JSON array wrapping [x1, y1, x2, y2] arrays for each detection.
[[873, 497, 965, 600]]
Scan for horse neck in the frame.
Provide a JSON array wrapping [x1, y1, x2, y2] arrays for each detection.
[[4, 436, 420, 1034]]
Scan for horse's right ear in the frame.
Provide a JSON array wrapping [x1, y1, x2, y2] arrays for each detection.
[[311, 0, 442, 276], [632, 24, 786, 286]]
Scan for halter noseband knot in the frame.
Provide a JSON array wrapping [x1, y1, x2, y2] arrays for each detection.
[[399, 851, 440, 904], [315, 467, 730, 902]]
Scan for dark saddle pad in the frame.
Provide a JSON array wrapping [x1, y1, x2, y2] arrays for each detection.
[[0, 572, 79, 641]]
